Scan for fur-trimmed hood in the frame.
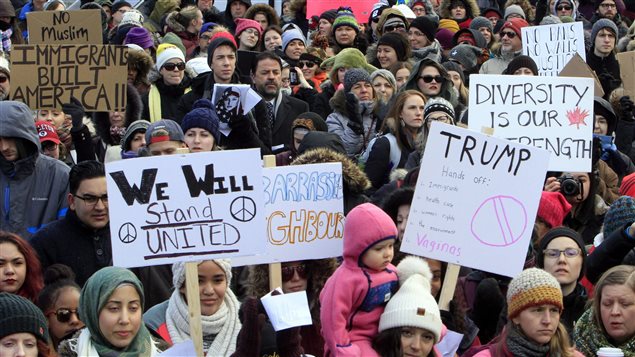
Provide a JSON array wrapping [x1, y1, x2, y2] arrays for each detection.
[[165, 11, 186, 33], [244, 3, 280, 27], [291, 147, 370, 194], [92, 84, 143, 145], [244, 258, 338, 320], [127, 49, 153, 86], [439, 0, 480, 20]]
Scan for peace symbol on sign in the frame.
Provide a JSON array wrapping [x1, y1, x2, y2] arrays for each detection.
[[230, 196, 257, 222], [119, 222, 137, 244]]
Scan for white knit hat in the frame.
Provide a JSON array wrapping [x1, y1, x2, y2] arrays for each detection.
[[155, 43, 186, 71], [378, 256, 442, 342], [172, 259, 233, 289]]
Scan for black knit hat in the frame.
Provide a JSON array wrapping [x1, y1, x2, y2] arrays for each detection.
[[503, 55, 539, 75], [0, 292, 49, 342], [111, 0, 131, 13], [536, 227, 586, 280], [320, 9, 338, 23], [377, 32, 410, 62], [410, 16, 437, 42], [442, 60, 465, 84]]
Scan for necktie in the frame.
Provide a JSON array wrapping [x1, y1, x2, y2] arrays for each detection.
[[267, 102, 275, 130]]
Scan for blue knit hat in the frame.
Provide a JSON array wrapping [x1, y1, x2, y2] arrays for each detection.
[[181, 99, 221, 143], [603, 195, 635, 238], [281, 29, 307, 52]]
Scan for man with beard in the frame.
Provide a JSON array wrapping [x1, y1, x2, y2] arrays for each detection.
[[251, 51, 309, 152], [479, 18, 528, 74], [585, 0, 628, 39]]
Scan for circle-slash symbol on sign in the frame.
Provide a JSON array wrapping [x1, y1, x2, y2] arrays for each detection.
[[119, 222, 137, 243], [231, 196, 256, 222]]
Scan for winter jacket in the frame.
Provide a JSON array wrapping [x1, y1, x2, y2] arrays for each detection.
[[586, 50, 622, 98], [313, 81, 337, 120], [0, 103, 69, 239], [479, 49, 522, 74], [318, 211, 398, 356], [364, 128, 414, 193], [144, 300, 171, 343], [561, 283, 588, 335], [469, 341, 584, 357], [30, 210, 111, 287], [142, 77, 191, 122], [586, 223, 635, 284], [564, 194, 609, 245], [326, 89, 379, 159]]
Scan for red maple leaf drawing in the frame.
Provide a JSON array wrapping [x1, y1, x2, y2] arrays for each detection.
[[566, 107, 590, 129]]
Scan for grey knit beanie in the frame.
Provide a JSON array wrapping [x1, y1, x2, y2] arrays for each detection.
[[172, 259, 233, 289], [591, 18, 618, 45], [504, 4, 526, 19], [370, 69, 397, 91], [344, 68, 372, 93], [470, 16, 492, 32], [121, 120, 151, 150]]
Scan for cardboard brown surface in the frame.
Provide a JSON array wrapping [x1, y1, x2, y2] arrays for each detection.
[[559, 53, 604, 97], [617, 51, 635, 98], [10, 44, 128, 111], [27, 9, 103, 44]]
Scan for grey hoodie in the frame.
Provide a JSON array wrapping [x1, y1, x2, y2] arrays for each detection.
[[0, 101, 69, 239]]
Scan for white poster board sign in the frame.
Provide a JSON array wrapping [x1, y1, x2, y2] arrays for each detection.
[[106, 149, 266, 267], [401, 123, 549, 277], [468, 74, 593, 172], [522, 22, 586, 76], [232, 163, 345, 266]]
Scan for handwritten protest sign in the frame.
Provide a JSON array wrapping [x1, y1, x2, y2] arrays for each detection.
[[10, 44, 127, 111], [27, 9, 103, 44], [233, 163, 344, 266], [400, 123, 549, 277], [105, 149, 266, 268], [468, 74, 593, 172], [522, 22, 585, 76]]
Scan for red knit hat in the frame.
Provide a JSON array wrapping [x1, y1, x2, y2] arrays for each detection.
[[210, 30, 238, 48], [500, 17, 528, 38], [620, 173, 635, 197], [536, 191, 571, 229], [234, 18, 262, 38]]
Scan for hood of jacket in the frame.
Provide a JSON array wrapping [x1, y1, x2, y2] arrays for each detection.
[[165, 11, 187, 33], [150, 0, 180, 24], [552, 0, 578, 19], [245, 258, 338, 319], [453, 28, 487, 48], [439, 0, 480, 20], [92, 84, 143, 145], [291, 147, 370, 195], [341, 203, 398, 266], [0, 101, 39, 153], [127, 49, 153, 86], [403, 58, 459, 107], [244, 3, 279, 27]]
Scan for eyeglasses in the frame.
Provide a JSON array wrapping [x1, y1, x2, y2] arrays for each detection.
[[426, 114, 453, 123], [298, 61, 316, 68], [556, 5, 572, 10], [599, 2, 616, 8], [500, 31, 517, 38], [162, 62, 186, 71], [543, 248, 581, 259], [384, 24, 406, 32], [47, 308, 79, 323], [281, 264, 307, 282], [419, 75, 445, 83], [0, 75, 8, 83], [74, 194, 109, 206]]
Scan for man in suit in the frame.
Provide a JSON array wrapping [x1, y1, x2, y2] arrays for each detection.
[[251, 52, 310, 152]]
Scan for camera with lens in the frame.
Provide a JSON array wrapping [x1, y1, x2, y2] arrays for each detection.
[[558, 174, 581, 196]]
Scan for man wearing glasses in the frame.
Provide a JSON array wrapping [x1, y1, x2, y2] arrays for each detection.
[[31, 161, 109, 286], [586, 0, 628, 39], [479, 17, 528, 74]]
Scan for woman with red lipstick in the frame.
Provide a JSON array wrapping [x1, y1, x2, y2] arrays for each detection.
[[144, 260, 241, 356], [574, 265, 635, 355], [58, 266, 163, 356], [536, 227, 588, 335], [0, 231, 43, 303]]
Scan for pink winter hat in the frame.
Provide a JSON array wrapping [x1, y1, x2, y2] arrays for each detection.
[[343, 203, 398, 264], [234, 18, 262, 38], [536, 191, 571, 229]]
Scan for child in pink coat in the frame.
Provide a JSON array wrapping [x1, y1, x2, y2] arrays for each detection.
[[319, 203, 399, 356]]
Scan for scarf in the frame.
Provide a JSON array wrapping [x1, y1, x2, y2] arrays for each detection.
[[574, 308, 635, 357], [79, 267, 156, 357], [506, 324, 552, 357], [110, 125, 126, 145], [56, 116, 73, 154], [0, 28, 11, 53], [165, 288, 241, 356]]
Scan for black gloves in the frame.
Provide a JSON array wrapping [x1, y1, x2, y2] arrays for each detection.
[[620, 96, 635, 122], [62, 97, 86, 132], [345, 92, 364, 135]]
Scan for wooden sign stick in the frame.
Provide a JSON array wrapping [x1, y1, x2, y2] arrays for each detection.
[[263, 155, 282, 291], [185, 263, 204, 356]]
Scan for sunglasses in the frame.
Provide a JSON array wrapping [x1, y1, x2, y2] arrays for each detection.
[[500, 31, 517, 38], [162, 62, 186, 71], [298, 61, 316, 68], [556, 5, 572, 10], [281, 264, 307, 282], [419, 75, 445, 83], [384, 24, 406, 32], [543, 248, 581, 259], [47, 308, 79, 323], [0, 75, 7, 83]]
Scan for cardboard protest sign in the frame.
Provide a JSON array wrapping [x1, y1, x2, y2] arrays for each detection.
[[522, 22, 585, 76], [306, 0, 374, 23], [468, 74, 594, 172], [617, 51, 635, 98], [400, 123, 549, 277], [10, 44, 127, 111], [232, 163, 345, 266], [559, 53, 604, 97], [105, 149, 266, 268], [27, 9, 103, 44]]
